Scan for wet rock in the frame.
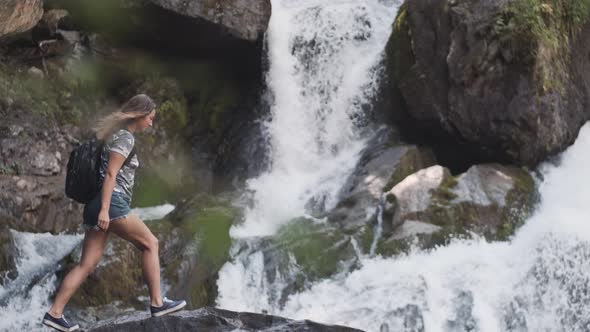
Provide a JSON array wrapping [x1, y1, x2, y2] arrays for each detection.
[[264, 218, 358, 305], [376, 164, 538, 255], [327, 128, 436, 231], [386, 0, 590, 167], [0, 224, 17, 282], [86, 307, 362, 332], [0, 0, 44, 39]]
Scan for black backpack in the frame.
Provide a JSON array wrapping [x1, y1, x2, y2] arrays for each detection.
[[65, 139, 135, 204]]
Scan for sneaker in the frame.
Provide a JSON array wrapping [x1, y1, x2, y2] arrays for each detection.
[[42, 312, 79, 331], [150, 297, 187, 317]]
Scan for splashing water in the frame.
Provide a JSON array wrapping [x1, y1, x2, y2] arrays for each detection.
[[231, 0, 401, 238], [0, 231, 82, 331]]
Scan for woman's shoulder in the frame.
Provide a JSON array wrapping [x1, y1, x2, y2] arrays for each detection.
[[110, 129, 135, 142]]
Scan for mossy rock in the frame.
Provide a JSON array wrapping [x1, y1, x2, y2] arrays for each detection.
[[383, 145, 437, 192], [0, 224, 17, 282], [374, 164, 538, 258], [422, 164, 537, 242], [386, 2, 414, 87], [155, 194, 238, 309], [273, 218, 357, 282]]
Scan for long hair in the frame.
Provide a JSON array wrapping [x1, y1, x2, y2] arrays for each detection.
[[95, 94, 156, 140]]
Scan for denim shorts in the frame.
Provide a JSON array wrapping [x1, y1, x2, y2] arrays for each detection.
[[83, 191, 131, 230]]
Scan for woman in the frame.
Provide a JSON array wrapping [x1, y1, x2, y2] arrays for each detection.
[[42, 94, 186, 332]]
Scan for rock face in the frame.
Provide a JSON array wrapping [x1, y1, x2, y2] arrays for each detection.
[[387, 0, 590, 167], [45, 0, 270, 56], [0, 0, 43, 39], [0, 123, 83, 233], [149, 0, 271, 41], [86, 308, 362, 332]]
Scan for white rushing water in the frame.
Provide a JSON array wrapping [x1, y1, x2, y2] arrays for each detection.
[[230, 0, 400, 238], [217, 0, 590, 330], [0, 231, 82, 331]]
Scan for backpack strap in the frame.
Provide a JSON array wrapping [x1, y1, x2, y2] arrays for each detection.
[[123, 147, 136, 167]]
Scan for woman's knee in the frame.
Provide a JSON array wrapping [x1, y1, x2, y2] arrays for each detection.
[[140, 235, 158, 252]]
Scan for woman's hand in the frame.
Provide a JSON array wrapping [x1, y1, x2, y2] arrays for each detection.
[[97, 209, 110, 232]]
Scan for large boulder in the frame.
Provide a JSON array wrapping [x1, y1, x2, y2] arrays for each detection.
[[327, 128, 436, 232], [45, 0, 270, 56], [87, 307, 361, 332], [148, 0, 271, 42], [374, 164, 538, 256], [0, 0, 43, 39], [386, 0, 590, 167]]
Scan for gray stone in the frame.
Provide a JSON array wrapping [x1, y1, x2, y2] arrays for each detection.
[[327, 128, 435, 231], [0, 0, 43, 39], [86, 307, 362, 332], [148, 0, 271, 41], [391, 220, 442, 240]]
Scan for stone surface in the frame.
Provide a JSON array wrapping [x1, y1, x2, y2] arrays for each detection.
[[388, 165, 450, 229], [86, 307, 362, 332], [0, 0, 43, 39], [327, 128, 436, 231], [149, 0, 271, 41], [371, 163, 538, 256], [387, 0, 590, 167], [0, 124, 83, 234]]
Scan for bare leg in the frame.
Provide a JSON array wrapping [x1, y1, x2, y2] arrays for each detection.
[[108, 213, 163, 307], [49, 229, 108, 317]]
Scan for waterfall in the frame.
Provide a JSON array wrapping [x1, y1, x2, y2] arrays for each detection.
[[217, 0, 590, 330], [0, 231, 82, 331], [230, 0, 401, 238]]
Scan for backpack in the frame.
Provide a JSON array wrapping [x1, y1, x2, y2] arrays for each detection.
[[65, 139, 135, 204]]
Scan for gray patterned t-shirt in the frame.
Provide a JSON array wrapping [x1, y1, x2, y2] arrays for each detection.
[[99, 129, 139, 198]]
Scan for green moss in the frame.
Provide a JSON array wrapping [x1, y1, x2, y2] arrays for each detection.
[[383, 147, 437, 192], [275, 219, 355, 281], [501, 168, 538, 239], [156, 195, 237, 308], [387, 3, 414, 85], [0, 59, 109, 127], [430, 174, 459, 203], [494, 0, 590, 94]]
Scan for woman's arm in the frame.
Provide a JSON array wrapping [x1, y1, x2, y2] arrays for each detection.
[[97, 151, 126, 232]]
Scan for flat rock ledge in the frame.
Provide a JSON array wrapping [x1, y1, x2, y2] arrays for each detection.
[[85, 307, 363, 332]]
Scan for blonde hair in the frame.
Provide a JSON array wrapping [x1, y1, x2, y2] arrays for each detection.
[[95, 94, 156, 140]]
